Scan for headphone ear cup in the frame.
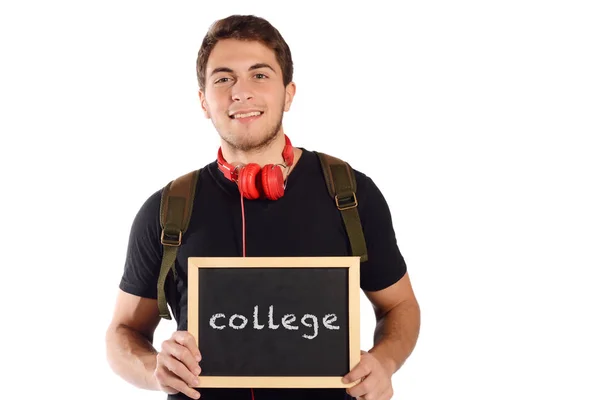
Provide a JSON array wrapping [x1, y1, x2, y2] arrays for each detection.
[[261, 164, 285, 200], [237, 163, 262, 200]]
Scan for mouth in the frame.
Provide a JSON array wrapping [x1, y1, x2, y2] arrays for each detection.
[[229, 111, 264, 123]]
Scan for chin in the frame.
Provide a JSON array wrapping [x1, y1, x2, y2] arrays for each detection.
[[224, 126, 281, 152]]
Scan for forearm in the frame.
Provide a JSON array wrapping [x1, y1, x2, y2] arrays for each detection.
[[105, 324, 160, 391], [368, 300, 421, 376]]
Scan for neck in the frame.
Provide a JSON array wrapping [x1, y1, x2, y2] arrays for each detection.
[[221, 133, 291, 168]]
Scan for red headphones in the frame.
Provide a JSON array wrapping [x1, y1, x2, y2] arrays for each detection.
[[217, 135, 295, 200]]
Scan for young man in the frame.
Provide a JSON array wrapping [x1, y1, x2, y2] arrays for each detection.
[[106, 14, 420, 400]]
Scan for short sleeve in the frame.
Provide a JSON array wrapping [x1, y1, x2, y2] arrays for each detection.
[[356, 174, 407, 292], [119, 189, 164, 299]]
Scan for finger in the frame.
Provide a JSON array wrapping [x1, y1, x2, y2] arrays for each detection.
[[173, 331, 202, 362], [155, 367, 201, 399], [157, 350, 201, 388], [162, 340, 202, 378], [343, 358, 372, 384], [346, 375, 377, 399]]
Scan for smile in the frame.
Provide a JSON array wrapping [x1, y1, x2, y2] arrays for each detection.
[[229, 111, 264, 123], [229, 111, 263, 119]]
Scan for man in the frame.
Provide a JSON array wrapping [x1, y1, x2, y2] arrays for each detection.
[[106, 14, 420, 400]]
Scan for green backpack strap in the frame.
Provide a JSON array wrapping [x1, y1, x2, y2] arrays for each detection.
[[157, 169, 201, 320], [316, 152, 368, 262]]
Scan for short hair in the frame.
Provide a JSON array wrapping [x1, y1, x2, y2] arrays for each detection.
[[196, 15, 294, 92]]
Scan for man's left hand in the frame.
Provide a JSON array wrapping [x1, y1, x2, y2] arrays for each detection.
[[343, 351, 394, 400]]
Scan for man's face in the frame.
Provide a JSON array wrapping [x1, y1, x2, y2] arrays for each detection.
[[199, 39, 296, 152]]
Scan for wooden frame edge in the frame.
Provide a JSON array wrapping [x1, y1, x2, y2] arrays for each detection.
[[188, 256, 355, 268], [188, 263, 199, 354], [348, 256, 361, 372], [193, 376, 355, 388]]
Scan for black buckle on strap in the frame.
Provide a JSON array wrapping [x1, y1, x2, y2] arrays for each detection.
[[161, 229, 182, 246], [335, 192, 358, 210]]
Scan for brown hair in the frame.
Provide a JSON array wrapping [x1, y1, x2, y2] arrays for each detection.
[[196, 15, 294, 92]]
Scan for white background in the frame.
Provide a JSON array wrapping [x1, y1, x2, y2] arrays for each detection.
[[1, 0, 599, 399]]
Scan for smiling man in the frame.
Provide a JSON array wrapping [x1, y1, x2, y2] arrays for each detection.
[[105, 14, 420, 400]]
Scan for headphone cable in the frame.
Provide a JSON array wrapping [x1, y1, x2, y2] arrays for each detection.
[[240, 192, 255, 400]]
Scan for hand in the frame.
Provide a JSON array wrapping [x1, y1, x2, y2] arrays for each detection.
[[343, 351, 394, 400], [154, 331, 202, 399]]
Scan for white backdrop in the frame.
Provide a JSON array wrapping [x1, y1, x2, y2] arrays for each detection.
[[1, 1, 599, 399]]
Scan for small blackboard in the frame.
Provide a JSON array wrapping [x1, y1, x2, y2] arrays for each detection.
[[187, 256, 360, 388]]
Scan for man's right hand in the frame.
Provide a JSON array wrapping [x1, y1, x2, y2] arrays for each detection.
[[154, 331, 202, 399]]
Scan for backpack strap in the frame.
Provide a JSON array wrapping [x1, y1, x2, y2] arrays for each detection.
[[157, 169, 201, 320], [316, 152, 368, 262]]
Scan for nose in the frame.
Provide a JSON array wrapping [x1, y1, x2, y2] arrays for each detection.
[[231, 79, 254, 102]]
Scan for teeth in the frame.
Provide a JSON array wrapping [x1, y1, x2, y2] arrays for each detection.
[[233, 111, 261, 119]]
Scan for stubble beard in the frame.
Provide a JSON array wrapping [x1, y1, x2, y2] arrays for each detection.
[[220, 107, 284, 153]]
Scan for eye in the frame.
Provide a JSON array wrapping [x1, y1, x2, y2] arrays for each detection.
[[255, 73, 268, 79], [214, 77, 231, 84]]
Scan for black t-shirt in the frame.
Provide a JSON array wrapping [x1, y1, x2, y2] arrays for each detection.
[[119, 149, 407, 400]]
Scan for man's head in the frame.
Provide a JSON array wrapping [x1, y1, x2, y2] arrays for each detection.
[[197, 15, 296, 152]]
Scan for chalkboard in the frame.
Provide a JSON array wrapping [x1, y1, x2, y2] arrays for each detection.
[[187, 256, 361, 388]]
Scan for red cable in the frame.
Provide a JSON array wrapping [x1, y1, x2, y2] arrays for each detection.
[[241, 193, 254, 400], [240, 192, 246, 257]]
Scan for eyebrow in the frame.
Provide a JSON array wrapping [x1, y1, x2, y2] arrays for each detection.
[[209, 63, 277, 77]]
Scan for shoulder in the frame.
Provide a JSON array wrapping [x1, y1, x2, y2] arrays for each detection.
[[125, 187, 164, 252], [309, 149, 394, 228], [308, 149, 381, 198], [133, 187, 163, 226], [307, 149, 392, 221], [131, 165, 211, 230]]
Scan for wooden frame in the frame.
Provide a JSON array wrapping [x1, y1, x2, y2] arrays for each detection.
[[188, 256, 361, 388]]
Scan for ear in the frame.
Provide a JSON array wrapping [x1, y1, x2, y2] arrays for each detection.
[[283, 82, 296, 112], [198, 90, 211, 118]]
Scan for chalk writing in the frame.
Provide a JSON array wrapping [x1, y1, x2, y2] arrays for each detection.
[[209, 305, 340, 340]]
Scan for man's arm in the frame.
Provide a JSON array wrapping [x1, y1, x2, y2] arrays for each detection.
[[344, 272, 420, 399], [365, 271, 421, 375], [106, 290, 202, 399], [105, 289, 162, 390]]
